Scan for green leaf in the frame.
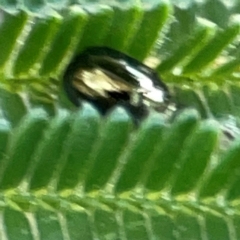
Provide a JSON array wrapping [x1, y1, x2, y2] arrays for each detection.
[[57, 103, 102, 191], [40, 7, 87, 76], [128, 0, 172, 60], [145, 109, 199, 191], [13, 15, 61, 77], [0, 109, 48, 190], [182, 16, 240, 75], [171, 120, 219, 195], [29, 110, 72, 190], [0, 10, 28, 72], [157, 18, 217, 73], [114, 112, 166, 193]]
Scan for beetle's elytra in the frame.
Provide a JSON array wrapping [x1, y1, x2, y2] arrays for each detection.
[[63, 46, 172, 120]]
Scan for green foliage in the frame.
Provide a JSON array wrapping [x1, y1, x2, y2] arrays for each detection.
[[0, 0, 240, 239]]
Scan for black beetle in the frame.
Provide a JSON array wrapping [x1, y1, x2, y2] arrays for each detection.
[[63, 46, 172, 120]]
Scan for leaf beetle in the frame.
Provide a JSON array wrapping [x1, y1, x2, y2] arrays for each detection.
[[63, 46, 174, 121]]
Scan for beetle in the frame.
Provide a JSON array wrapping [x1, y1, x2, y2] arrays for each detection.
[[63, 46, 173, 121]]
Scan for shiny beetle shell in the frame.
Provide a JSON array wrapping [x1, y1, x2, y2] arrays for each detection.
[[63, 46, 171, 120]]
